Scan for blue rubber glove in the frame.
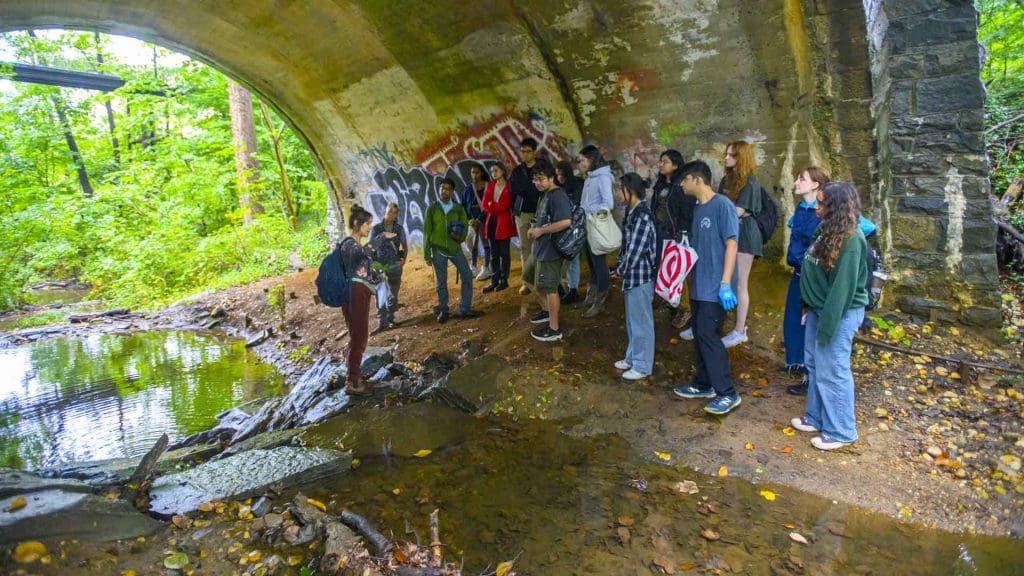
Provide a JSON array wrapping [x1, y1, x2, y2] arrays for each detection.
[[718, 282, 737, 311]]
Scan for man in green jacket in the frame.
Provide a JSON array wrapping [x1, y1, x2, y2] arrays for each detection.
[[424, 178, 482, 323]]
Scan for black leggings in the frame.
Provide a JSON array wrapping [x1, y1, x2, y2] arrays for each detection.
[[585, 239, 609, 292], [490, 238, 511, 283]]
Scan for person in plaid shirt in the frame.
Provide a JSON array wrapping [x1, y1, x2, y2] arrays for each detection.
[[611, 173, 658, 381]]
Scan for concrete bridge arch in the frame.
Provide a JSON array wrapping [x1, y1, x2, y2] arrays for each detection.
[[0, 0, 998, 324]]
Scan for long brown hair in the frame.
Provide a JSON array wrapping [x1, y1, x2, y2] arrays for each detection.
[[811, 181, 861, 271], [722, 140, 757, 201]]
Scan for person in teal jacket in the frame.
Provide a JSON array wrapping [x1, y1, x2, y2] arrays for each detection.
[[423, 178, 482, 323], [791, 181, 869, 451]]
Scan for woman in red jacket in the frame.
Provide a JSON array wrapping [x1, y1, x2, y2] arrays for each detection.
[[482, 163, 517, 293]]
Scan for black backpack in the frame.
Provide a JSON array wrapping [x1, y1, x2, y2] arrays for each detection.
[[556, 202, 587, 259], [753, 182, 779, 243], [315, 238, 354, 307]]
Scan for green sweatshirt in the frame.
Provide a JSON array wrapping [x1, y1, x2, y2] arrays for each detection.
[[800, 229, 870, 343], [423, 202, 468, 260]]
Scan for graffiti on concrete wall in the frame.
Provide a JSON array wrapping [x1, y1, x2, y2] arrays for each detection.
[[359, 112, 571, 245]]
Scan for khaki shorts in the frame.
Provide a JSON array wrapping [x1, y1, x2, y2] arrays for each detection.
[[523, 254, 562, 294]]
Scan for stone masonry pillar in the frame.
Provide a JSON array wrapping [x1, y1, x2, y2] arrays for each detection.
[[863, 0, 1000, 325]]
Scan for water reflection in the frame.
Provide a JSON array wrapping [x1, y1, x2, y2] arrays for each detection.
[[0, 331, 283, 469]]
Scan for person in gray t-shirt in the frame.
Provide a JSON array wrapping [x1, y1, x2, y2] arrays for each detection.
[[671, 160, 742, 416]]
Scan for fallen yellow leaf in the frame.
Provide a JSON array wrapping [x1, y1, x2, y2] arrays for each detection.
[[413, 449, 433, 458], [654, 450, 672, 461], [700, 528, 720, 541], [782, 427, 796, 437], [392, 488, 401, 495], [680, 563, 696, 571], [669, 338, 681, 345], [496, 560, 514, 576], [618, 515, 635, 527], [305, 497, 327, 512], [13, 541, 47, 564], [950, 327, 960, 336], [744, 442, 754, 451], [717, 465, 728, 477], [5, 496, 26, 512], [759, 490, 776, 502], [122, 570, 138, 576]]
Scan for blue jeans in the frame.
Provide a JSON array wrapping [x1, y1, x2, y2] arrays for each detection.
[[804, 308, 864, 443], [431, 251, 473, 314], [566, 254, 580, 289], [783, 271, 805, 368], [624, 282, 654, 375]]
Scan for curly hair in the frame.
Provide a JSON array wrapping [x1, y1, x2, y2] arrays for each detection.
[[812, 181, 861, 271], [722, 140, 757, 202]]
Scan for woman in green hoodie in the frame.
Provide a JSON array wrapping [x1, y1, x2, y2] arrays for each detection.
[[790, 181, 869, 451]]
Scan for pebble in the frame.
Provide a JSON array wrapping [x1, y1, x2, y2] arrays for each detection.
[[926, 446, 944, 457]]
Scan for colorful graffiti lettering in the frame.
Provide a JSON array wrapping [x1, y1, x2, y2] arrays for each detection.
[[361, 112, 570, 245]]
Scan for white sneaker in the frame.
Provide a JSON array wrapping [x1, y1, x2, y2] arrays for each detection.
[[614, 359, 631, 370], [721, 328, 748, 348], [475, 265, 492, 281], [679, 327, 694, 340], [621, 369, 648, 381], [811, 435, 853, 451], [791, 416, 819, 433]]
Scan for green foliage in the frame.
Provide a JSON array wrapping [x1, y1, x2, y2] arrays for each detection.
[[978, 1, 1024, 193], [0, 31, 329, 311], [288, 345, 312, 364]]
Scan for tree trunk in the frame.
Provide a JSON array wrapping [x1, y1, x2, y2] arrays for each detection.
[[257, 101, 298, 231], [27, 31, 93, 196], [227, 79, 264, 223], [94, 32, 120, 167]]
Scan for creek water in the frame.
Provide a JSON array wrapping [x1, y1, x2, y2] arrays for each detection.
[[0, 330, 283, 469], [300, 403, 1024, 575]]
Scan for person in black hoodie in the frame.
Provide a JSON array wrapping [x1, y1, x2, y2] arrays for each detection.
[[556, 159, 584, 304], [652, 149, 697, 328], [510, 137, 551, 295]]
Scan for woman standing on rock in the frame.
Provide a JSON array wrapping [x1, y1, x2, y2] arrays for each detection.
[[719, 141, 762, 348], [481, 163, 516, 293], [578, 145, 615, 318], [339, 206, 379, 395], [791, 181, 869, 450]]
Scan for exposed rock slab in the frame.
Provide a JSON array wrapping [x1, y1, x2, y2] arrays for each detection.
[[0, 488, 162, 544], [422, 354, 509, 413], [38, 443, 221, 487], [148, 447, 351, 517], [0, 468, 92, 498]]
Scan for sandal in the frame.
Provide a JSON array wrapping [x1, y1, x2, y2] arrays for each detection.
[[344, 380, 370, 396]]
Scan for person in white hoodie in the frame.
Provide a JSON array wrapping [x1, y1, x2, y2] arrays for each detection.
[[578, 144, 616, 318]]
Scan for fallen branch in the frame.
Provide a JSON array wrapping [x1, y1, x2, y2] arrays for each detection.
[[987, 111, 1024, 134], [854, 336, 1024, 375], [429, 508, 442, 565], [995, 216, 1024, 244], [68, 307, 130, 323], [123, 433, 168, 509], [339, 509, 394, 556]]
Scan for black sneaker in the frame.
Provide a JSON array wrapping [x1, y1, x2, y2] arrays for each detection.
[[529, 310, 550, 324], [458, 309, 482, 319], [560, 288, 580, 305], [437, 310, 449, 323], [531, 326, 563, 342], [787, 374, 809, 396]]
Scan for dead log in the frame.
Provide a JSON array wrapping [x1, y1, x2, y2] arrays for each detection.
[[123, 433, 168, 509], [68, 307, 130, 323], [853, 336, 1024, 375], [339, 509, 394, 556], [429, 508, 442, 565]]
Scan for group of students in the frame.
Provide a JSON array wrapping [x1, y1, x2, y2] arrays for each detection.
[[335, 140, 872, 451]]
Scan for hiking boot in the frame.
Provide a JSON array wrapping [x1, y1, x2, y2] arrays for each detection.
[[475, 265, 493, 281], [811, 435, 853, 451], [530, 325, 563, 342], [721, 327, 748, 348], [791, 416, 819, 433], [495, 280, 509, 292], [679, 327, 694, 340], [436, 310, 449, 323], [458, 309, 482, 319], [529, 310, 550, 324], [583, 284, 598, 307], [778, 364, 804, 375], [561, 288, 580, 305], [582, 291, 607, 318], [672, 384, 716, 399], [614, 359, 631, 371], [370, 322, 393, 335], [482, 281, 499, 294], [703, 393, 742, 415]]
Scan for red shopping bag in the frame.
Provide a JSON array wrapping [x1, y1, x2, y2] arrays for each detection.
[[655, 235, 698, 307]]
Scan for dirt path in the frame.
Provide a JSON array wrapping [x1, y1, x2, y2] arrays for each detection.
[[191, 257, 1023, 538]]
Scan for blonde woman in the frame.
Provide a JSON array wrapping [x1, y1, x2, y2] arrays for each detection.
[[718, 141, 761, 347]]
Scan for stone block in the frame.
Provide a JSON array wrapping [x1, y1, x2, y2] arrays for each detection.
[[958, 253, 999, 285], [888, 81, 913, 115], [881, 0, 950, 21], [890, 214, 939, 251], [916, 73, 984, 114], [891, 128, 984, 155], [961, 306, 1002, 327], [897, 196, 947, 216], [895, 294, 958, 322], [888, 7, 979, 53], [920, 41, 983, 78]]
